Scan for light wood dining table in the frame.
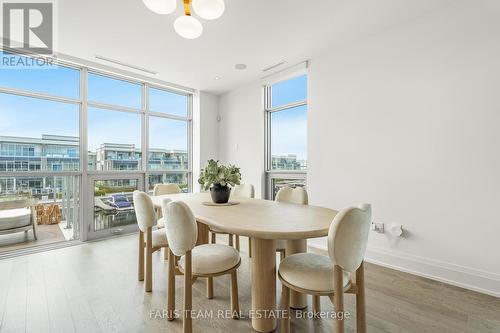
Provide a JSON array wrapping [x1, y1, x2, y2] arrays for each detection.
[[150, 192, 337, 333]]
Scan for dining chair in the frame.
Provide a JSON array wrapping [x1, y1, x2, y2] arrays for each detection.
[[152, 183, 181, 260], [210, 184, 255, 254], [275, 186, 309, 260], [278, 204, 371, 333], [153, 183, 182, 226], [162, 200, 241, 333], [132, 191, 170, 292]]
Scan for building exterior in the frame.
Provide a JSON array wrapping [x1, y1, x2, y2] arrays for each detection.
[[271, 154, 306, 170], [0, 135, 188, 197], [0, 135, 80, 173], [94, 143, 141, 171]]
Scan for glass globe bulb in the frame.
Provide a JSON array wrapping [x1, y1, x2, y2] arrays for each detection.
[[174, 16, 203, 39], [192, 0, 225, 20], [142, 0, 176, 15]]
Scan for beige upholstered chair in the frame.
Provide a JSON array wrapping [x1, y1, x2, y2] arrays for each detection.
[[162, 200, 241, 333], [153, 183, 182, 196], [275, 186, 309, 259], [132, 191, 170, 292], [210, 184, 255, 253], [278, 204, 372, 333], [152, 183, 182, 227], [233, 183, 255, 198], [0, 199, 37, 240]]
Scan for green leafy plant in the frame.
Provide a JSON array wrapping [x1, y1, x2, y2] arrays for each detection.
[[198, 159, 241, 190]]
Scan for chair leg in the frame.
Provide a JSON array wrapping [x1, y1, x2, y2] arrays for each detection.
[[183, 251, 193, 333], [32, 225, 37, 240], [167, 249, 176, 321], [235, 235, 240, 251], [138, 231, 144, 281], [280, 284, 290, 333], [313, 295, 321, 318], [228, 234, 233, 247], [145, 228, 153, 292], [356, 261, 367, 333], [211, 232, 216, 244], [248, 237, 252, 258], [230, 270, 240, 319], [333, 265, 345, 333], [207, 277, 214, 299]]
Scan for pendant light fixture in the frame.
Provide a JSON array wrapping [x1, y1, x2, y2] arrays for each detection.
[[192, 0, 225, 20], [174, 0, 203, 39], [142, 0, 225, 39], [142, 0, 177, 15]]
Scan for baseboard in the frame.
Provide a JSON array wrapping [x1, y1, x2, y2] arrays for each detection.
[[308, 243, 500, 298]]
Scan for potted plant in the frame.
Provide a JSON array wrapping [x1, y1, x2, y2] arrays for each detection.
[[198, 159, 241, 204]]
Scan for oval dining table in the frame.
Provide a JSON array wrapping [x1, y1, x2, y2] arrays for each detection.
[[150, 192, 337, 333]]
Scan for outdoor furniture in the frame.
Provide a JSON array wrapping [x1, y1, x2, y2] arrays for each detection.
[[46, 204, 62, 224], [0, 199, 37, 240], [35, 204, 63, 225], [36, 204, 45, 225]]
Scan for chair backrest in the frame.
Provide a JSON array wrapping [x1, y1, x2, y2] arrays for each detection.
[[327, 204, 371, 273], [275, 186, 308, 205], [132, 191, 156, 232], [232, 184, 255, 199], [153, 183, 182, 196], [162, 200, 198, 257], [0, 199, 31, 210]]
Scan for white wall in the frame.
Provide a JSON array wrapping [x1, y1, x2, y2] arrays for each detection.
[[307, 0, 500, 296], [218, 0, 500, 296], [218, 82, 265, 198], [193, 91, 220, 192], [199, 92, 219, 164]]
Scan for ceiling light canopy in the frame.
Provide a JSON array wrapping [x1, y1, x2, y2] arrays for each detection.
[[142, 0, 177, 15], [142, 0, 225, 39], [174, 15, 203, 39], [192, 0, 225, 20]]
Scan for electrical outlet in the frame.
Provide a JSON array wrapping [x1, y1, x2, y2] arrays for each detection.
[[371, 222, 384, 233]]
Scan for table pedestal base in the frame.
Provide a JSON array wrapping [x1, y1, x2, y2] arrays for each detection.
[[251, 238, 277, 333]]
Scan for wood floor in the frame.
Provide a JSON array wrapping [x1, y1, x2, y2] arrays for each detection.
[[0, 234, 499, 333]]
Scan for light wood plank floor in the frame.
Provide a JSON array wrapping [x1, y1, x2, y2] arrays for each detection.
[[0, 234, 499, 333]]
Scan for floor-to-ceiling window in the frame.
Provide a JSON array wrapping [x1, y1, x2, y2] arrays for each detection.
[[0, 50, 192, 251], [147, 87, 190, 193], [265, 74, 307, 199]]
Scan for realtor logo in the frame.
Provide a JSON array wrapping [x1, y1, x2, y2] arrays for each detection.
[[1, 0, 54, 54]]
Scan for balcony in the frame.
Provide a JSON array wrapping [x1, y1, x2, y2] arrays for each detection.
[[0, 175, 80, 255]]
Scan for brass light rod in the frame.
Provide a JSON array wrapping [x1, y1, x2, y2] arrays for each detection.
[[183, 0, 191, 16]]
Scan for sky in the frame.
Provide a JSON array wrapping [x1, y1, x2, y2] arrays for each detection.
[[270, 75, 308, 160], [0, 52, 188, 153], [0, 52, 306, 160]]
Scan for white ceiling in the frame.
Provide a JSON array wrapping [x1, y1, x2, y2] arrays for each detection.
[[58, 0, 454, 94]]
